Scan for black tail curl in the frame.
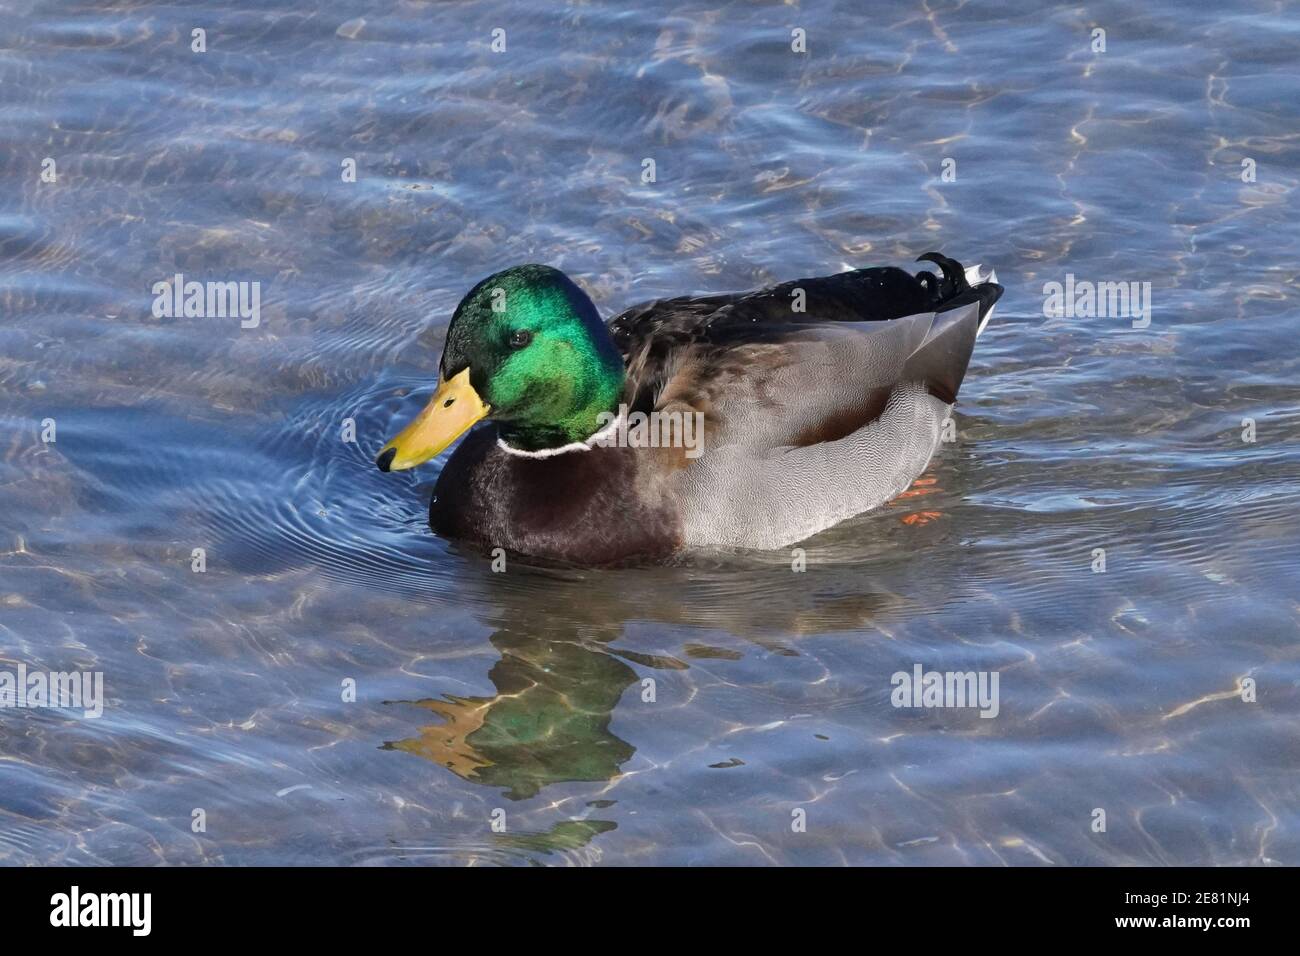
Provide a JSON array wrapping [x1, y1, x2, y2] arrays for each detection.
[[917, 251, 1003, 324], [916, 252, 970, 299]]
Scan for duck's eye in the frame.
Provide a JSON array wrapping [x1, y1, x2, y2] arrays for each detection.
[[509, 329, 533, 350]]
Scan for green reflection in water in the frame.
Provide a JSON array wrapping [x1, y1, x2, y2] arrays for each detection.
[[496, 819, 619, 857], [386, 629, 637, 801]]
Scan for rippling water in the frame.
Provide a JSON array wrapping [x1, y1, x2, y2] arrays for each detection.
[[2, 0, 1298, 865]]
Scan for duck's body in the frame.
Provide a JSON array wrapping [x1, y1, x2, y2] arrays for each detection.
[[430, 428, 681, 564], [379, 255, 1003, 565]]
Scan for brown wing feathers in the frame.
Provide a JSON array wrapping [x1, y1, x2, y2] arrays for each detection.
[[607, 254, 1003, 430]]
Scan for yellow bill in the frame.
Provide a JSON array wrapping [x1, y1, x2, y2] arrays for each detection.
[[376, 368, 489, 471]]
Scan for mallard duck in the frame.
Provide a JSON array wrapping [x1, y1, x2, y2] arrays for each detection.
[[376, 254, 1002, 564]]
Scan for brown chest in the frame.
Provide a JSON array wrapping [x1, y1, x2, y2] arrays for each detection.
[[429, 428, 682, 565]]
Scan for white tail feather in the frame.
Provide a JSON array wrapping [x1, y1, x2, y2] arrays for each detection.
[[964, 263, 999, 338]]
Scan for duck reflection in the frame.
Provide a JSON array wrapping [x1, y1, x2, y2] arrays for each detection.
[[383, 556, 906, 805], [384, 626, 637, 801]]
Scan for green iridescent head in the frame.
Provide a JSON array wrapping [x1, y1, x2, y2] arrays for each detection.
[[377, 265, 624, 470]]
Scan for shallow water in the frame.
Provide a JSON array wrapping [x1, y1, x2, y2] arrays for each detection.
[[2, 0, 1299, 865]]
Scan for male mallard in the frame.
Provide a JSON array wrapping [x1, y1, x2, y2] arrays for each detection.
[[376, 254, 1002, 564]]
